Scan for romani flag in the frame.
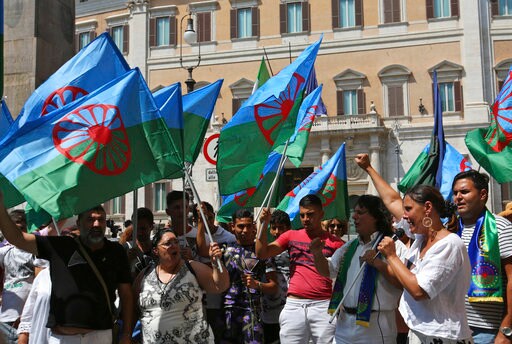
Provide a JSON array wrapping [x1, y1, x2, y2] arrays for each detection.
[[0, 69, 183, 220], [217, 38, 321, 195], [277, 143, 350, 229], [6, 33, 129, 140], [466, 66, 512, 183], [183, 79, 223, 164], [216, 151, 282, 223], [399, 71, 446, 195]]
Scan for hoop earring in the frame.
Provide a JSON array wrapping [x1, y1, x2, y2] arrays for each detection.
[[422, 216, 433, 229]]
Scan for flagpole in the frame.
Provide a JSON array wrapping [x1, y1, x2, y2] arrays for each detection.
[[183, 168, 224, 272], [132, 190, 138, 248], [255, 140, 290, 240], [262, 47, 274, 76]]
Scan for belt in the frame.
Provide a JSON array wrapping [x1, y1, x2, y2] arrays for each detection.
[[343, 307, 377, 314]]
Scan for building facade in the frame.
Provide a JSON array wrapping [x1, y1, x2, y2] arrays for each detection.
[[75, 0, 512, 225]]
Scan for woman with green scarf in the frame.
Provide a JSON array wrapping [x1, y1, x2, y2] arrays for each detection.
[[311, 195, 407, 344]]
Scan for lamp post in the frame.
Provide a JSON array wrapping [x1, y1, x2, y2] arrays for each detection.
[[179, 13, 201, 93]]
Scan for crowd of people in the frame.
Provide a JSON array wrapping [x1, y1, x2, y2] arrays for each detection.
[[0, 152, 510, 344]]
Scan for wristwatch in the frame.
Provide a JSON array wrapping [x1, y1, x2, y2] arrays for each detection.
[[500, 326, 512, 338]]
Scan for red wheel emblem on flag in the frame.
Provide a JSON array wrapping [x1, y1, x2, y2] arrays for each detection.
[[298, 113, 316, 133], [234, 187, 256, 206], [487, 71, 512, 152], [459, 157, 471, 171], [254, 72, 305, 145], [41, 86, 89, 116], [320, 174, 337, 207], [52, 104, 131, 176]]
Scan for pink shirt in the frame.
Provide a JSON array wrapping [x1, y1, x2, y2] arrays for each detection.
[[275, 229, 343, 300]]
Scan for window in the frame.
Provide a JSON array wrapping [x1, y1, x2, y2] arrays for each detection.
[[76, 31, 96, 52], [426, 0, 459, 19], [103, 195, 124, 216], [333, 69, 367, 115], [230, 7, 259, 39], [383, 0, 401, 23], [197, 12, 212, 42], [387, 85, 404, 116], [109, 25, 129, 54], [337, 89, 365, 115], [154, 183, 167, 212], [492, 0, 512, 15], [429, 61, 463, 114], [230, 78, 254, 115], [378, 65, 411, 117], [280, 2, 310, 34], [333, 0, 363, 28], [149, 16, 177, 47]]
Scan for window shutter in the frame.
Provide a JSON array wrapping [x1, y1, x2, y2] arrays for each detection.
[[170, 16, 177, 46], [454, 81, 462, 112], [204, 12, 212, 42], [355, 0, 363, 26], [280, 3, 287, 34], [123, 25, 129, 54], [149, 18, 156, 47], [120, 195, 126, 215], [450, 0, 459, 17], [252, 7, 259, 37], [388, 86, 397, 116], [75, 33, 79, 52], [499, 80, 505, 92], [145, 185, 154, 212], [491, 0, 499, 16], [384, 0, 392, 23], [332, 0, 339, 28], [232, 98, 242, 115], [426, 0, 434, 19], [230, 9, 237, 39], [393, 0, 401, 22], [337, 90, 345, 115], [357, 89, 366, 114], [90, 31, 97, 41], [302, 2, 310, 32], [394, 86, 405, 116]]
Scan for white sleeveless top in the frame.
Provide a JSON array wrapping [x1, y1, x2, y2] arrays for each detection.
[[139, 261, 214, 343]]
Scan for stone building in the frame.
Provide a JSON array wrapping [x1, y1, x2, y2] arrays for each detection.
[[73, 0, 512, 226]]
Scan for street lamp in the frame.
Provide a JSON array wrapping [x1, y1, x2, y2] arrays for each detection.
[[179, 13, 201, 93]]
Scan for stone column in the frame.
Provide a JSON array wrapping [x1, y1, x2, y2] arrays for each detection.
[[127, 0, 149, 76], [320, 136, 331, 165]]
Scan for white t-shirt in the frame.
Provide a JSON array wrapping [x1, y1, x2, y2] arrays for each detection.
[[461, 214, 512, 330], [399, 233, 472, 340]]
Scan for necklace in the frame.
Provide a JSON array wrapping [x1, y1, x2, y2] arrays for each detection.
[[156, 261, 182, 293]]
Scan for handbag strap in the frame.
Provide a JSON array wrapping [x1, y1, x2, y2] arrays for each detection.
[[74, 237, 113, 316]]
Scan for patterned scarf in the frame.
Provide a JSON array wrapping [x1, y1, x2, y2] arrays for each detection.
[[458, 209, 503, 302], [328, 237, 380, 327]]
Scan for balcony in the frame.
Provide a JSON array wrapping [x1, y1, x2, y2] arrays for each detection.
[[311, 114, 384, 132]]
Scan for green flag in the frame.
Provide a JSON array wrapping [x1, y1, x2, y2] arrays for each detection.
[[252, 57, 271, 94]]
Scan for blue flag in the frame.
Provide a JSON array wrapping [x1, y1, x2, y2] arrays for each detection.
[[0, 69, 183, 220], [183, 79, 223, 163], [0, 100, 13, 139], [6, 33, 129, 141]]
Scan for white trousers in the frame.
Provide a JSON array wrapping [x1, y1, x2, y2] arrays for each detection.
[[279, 298, 335, 344], [48, 329, 111, 344]]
